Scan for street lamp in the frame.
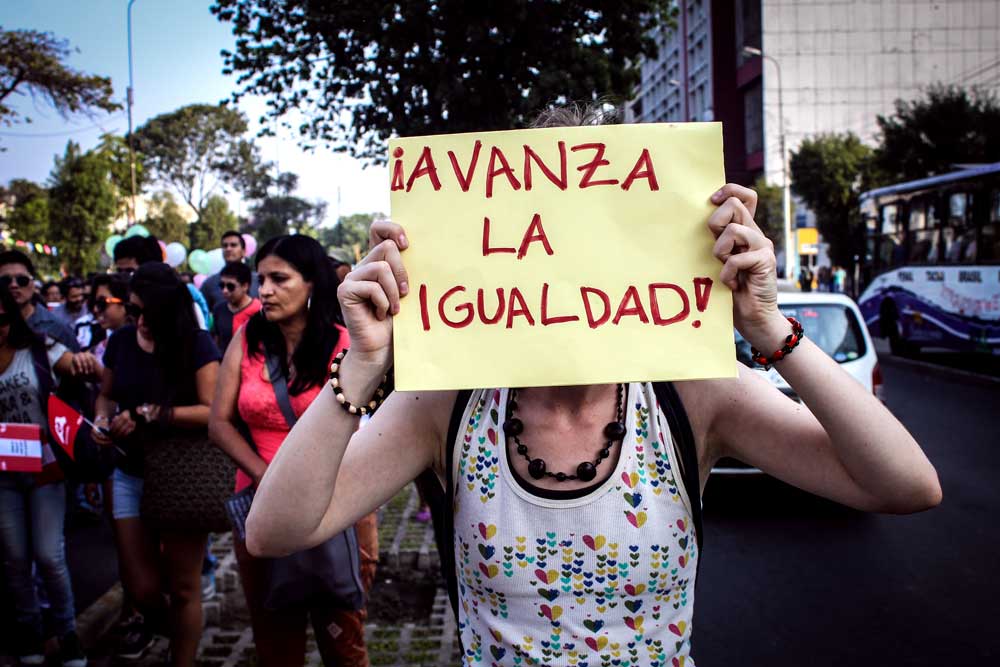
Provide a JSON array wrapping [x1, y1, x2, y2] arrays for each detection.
[[126, 0, 139, 226], [743, 45, 794, 281]]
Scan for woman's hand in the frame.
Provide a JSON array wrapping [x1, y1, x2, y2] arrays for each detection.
[[92, 415, 113, 447], [337, 221, 410, 372], [109, 410, 137, 440], [708, 183, 787, 350]]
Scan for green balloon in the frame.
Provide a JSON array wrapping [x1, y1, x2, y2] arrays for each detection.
[[104, 234, 123, 256], [188, 249, 209, 274], [125, 223, 150, 238]]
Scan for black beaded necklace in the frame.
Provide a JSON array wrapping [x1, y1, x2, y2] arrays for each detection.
[[503, 384, 626, 483]]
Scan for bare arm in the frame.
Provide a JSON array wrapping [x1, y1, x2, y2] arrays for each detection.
[[169, 361, 218, 428], [693, 184, 941, 513], [208, 328, 268, 485]]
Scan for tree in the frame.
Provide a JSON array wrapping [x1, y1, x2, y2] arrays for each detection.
[[790, 133, 875, 267], [133, 104, 269, 220], [1, 179, 50, 240], [875, 85, 1000, 183], [94, 133, 146, 217], [211, 0, 673, 161], [318, 212, 377, 257], [247, 172, 326, 241], [47, 141, 118, 274], [144, 191, 190, 245], [0, 29, 120, 136], [190, 195, 238, 250]]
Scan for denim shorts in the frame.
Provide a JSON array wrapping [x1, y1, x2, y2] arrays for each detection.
[[111, 469, 143, 520]]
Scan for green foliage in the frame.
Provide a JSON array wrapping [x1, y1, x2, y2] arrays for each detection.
[[246, 172, 326, 241], [2, 179, 50, 240], [319, 212, 377, 257], [47, 141, 118, 274], [94, 133, 145, 216], [144, 191, 190, 245], [190, 195, 238, 249], [875, 84, 1000, 183], [790, 133, 875, 266], [211, 0, 674, 161], [0, 28, 120, 140], [751, 176, 790, 254], [133, 104, 268, 218]]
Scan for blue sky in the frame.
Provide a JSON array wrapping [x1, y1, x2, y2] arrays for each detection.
[[1, 0, 389, 221]]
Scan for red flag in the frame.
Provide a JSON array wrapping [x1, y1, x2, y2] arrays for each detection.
[[47, 395, 83, 461]]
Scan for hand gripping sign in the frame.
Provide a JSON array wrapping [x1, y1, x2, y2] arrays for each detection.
[[390, 122, 735, 390]]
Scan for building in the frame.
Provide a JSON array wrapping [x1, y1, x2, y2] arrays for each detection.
[[628, 0, 1000, 190]]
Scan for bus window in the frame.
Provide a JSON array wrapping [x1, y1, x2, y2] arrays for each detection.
[[878, 204, 904, 268], [945, 192, 976, 263], [908, 200, 933, 263], [981, 190, 1000, 262]]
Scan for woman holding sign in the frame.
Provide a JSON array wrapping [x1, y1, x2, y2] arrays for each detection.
[[244, 143, 941, 664], [0, 288, 88, 666]]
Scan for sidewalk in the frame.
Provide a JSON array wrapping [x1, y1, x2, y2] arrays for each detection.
[[69, 483, 460, 667]]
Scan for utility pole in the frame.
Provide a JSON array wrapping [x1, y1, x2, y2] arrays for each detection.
[[126, 0, 139, 226], [743, 46, 794, 281]]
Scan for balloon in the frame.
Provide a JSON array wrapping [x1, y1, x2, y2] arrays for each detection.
[[158, 240, 167, 260], [242, 234, 257, 257], [193, 273, 208, 289], [104, 235, 123, 256], [165, 242, 188, 268], [124, 223, 149, 238], [206, 248, 226, 275], [188, 249, 209, 274]]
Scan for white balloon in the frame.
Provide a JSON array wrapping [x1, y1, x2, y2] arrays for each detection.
[[206, 247, 226, 275], [164, 242, 188, 268]]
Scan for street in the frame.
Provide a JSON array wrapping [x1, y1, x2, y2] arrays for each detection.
[[694, 355, 999, 666]]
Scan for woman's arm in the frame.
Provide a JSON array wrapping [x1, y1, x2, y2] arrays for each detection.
[[168, 361, 218, 428], [208, 328, 268, 485], [697, 184, 941, 513], [246, 226, 451, 557]]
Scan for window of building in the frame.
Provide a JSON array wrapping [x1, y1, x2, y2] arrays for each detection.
[[736, 0, 762, 66], [744, 82, 763, 155]]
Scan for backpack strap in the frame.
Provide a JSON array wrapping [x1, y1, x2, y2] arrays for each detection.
[[439, 389, 472, 621], [651, 382, 704, 558], [263, 347, 298, 429]]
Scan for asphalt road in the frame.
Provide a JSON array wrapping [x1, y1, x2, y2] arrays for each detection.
[[692, 354, 999, 666]]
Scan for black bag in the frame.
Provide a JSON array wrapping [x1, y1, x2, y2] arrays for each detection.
[[29, 338, 116, 483], [429, 382, 704, 622], [225, 347, 365, 612]]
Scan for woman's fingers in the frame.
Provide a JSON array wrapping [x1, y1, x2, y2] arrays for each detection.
[[369, 219, 409, 252], [340, 279, 393, 321], [710, 183, 758, 218], [712, 220, 773, 262], [719, 248, 776, 290], [360, 239, 409, 296], [341, 260, 399, 317], [707, 196, 762, 237]]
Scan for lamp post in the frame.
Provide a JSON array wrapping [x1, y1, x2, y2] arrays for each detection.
[[126, 0, 139, 226], [743, 45, 794, 281]]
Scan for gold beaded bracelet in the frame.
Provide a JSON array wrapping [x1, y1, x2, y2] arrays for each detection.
[[328, 349, 389, 416]]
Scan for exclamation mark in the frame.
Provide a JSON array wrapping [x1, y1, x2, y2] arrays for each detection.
[[691, 277, 713, 328]]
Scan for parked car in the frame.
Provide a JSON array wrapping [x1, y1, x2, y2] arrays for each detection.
[[715, 291, 883, 474]]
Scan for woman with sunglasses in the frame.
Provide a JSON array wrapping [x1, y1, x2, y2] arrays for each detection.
[[92, 263, 221, 667], [0, 288, 89, 666], [209, 235, 378, 667], [88, 275, 131, 360]]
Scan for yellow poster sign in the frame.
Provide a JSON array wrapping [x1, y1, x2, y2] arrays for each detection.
[[389, 122, 735, 390]]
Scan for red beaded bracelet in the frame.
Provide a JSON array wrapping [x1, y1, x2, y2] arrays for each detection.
[[750, 317, 805, 369]]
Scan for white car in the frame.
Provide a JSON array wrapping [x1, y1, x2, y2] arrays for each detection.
[[715, 291, 883, 474]]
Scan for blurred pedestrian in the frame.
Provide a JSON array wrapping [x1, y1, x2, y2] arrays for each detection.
[[114, 237, 210, 330], [0, 288, 88, 667], [209, 235, 377, 667], [833, 265, 847, 294], [328, 247, 354, 284], [92, 263, 223, 667], [0, 250, 80, 353], [210, 262, 261, 354], [200, 231, 259, 310], [798, 265, 814, 292], [53, 278, 87, 328], [42, 281, 63, 308]]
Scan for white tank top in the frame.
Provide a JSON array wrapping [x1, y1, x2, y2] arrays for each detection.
[[453, 383, 699, 666]]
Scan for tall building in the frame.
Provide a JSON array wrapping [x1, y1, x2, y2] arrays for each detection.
[[628, 0, 1000, 188]]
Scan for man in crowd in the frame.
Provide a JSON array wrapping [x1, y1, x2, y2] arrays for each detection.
[[114, 235, 211, 329], [211, 261, 261, 353], [328, 247, 354, 284], [0, 250, 98, 374], [42, 281, 63, 306], [53, 277, 88, 327], [200, 230, 258, 309]]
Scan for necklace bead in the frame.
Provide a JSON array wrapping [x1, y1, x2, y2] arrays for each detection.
[[527, 458, 547, 480], [576, 461, 597, 482], [604, 421, 627, 441], [503, 418, 524, 436]]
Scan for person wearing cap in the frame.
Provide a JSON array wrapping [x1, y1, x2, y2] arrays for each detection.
[[328, 247, 354, 284], [201, 231, 259, 310]]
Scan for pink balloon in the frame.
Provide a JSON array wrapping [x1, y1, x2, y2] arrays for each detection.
[[193, 273, 208, 289], [158, 240, 167, 260], [242, 234, 257, 256]]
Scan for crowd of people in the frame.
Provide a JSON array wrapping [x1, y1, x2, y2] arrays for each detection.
[[0, 229, 377, 667]]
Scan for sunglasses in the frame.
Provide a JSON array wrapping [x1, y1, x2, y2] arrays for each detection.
[[220, 281, 241, 292], [117, 267, 137, 276], [0, 312, 12, 327], [124, 303, 144, 318], [0, 275, 32, 288], [94, 296, 124, 312]]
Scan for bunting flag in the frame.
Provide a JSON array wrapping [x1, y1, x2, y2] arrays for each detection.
[[47, 395, 83, 461]]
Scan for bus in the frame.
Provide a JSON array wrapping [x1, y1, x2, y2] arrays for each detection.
[[857, 162, 1000, 355]]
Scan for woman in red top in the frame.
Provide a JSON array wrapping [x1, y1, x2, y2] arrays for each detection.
[[209, 235, 378, 667]]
